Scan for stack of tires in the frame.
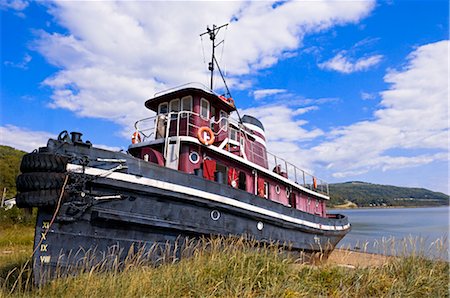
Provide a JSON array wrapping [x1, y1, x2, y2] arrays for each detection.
[[16, 152, 70, 208]]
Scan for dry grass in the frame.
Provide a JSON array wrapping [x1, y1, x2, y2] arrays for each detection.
[[0, 228, 448, 298]]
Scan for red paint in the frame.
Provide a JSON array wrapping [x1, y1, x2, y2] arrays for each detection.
[[203, 159, 216, 181], [140, 147, 165, 166]]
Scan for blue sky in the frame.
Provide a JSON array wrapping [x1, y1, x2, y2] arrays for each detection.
[[1, 1, 448, 194]]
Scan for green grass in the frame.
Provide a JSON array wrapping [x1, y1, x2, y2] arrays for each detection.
[[0, 232, 448, 298]]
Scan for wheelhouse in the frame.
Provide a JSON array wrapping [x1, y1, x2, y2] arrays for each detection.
[[129, 83, 329, 217]]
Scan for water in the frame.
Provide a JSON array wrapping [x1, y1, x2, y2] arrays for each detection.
[[330, 206, 449, 259]]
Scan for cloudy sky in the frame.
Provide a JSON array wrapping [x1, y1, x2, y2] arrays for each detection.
[[1, 1, 448, 193]]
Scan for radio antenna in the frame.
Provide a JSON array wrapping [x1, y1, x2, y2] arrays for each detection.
[[200, 24, 242, 123], [200, 23, 229, 94]]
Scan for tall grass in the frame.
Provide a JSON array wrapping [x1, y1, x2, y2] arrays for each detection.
[[1, 235, 448, 297]]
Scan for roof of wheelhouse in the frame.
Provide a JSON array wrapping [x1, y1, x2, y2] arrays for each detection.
[[145, 86, 236, 114]]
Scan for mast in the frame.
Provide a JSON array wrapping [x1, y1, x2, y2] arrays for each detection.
[[200, 23, 228, 92], [200, 24, 242, 123]]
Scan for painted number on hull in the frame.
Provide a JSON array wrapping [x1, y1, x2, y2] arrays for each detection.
[[40, 255, 51, 264], [40, 220, 51, 263]]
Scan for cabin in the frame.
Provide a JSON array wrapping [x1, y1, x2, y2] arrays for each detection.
[[128, 84, 329, 217]]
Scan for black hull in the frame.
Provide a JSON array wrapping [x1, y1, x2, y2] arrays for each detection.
[[24, 139, 350, 283]]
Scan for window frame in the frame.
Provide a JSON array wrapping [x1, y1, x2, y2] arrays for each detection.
[[169, 98, 180, 113], [200, 98, 210, 119], [219, 110, 228, 131], [181, 96, 193, 118], [158, 102, 168, 114]]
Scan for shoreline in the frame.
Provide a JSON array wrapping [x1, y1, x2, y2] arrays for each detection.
[[326, 248, 393, 267], [329, 204, 449, 210]]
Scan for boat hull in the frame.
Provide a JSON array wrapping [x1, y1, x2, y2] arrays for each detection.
[[20, 139, 349, 283]]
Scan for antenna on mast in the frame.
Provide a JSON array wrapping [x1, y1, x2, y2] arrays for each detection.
[[200, 24, 243, 123], [200, 23, 229, 94]]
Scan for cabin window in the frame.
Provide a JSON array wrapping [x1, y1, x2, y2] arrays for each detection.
[[158, 102, 168, 114], [210, 106, 216, 130], [263, 182, 269, 199], [211, 106, 216, 120], [181, 96, 192, 118], [200, 98, 210, 119], [230, 128, 238, 142], [169, 98, 180, 118], [219, 110, 228, 131]]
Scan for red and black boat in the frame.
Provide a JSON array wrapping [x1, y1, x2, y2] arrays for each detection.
[[15, 25, 350, 282]]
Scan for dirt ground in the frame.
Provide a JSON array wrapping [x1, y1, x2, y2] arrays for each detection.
[[327, 248, 392, 267]]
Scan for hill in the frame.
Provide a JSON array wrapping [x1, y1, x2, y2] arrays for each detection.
[[328, 181, 449, 208], [0, 145, 26, 199]]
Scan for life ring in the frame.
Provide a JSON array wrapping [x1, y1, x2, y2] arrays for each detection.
[[197, 127, 215, 145], [313, 177, 317, 189], [131, 131, 142, 144], [218, 95, 235, 107]]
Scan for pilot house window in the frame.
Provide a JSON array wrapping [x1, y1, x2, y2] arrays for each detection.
[[200, 98, 210, 119], [181, 96, 192, 111], [158, 102, 168, 114], [169, 99, 180, 119], [220, 110, 228, 131], [170, 99, 180, 113]]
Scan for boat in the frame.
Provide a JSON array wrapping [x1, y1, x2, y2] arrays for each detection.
[[15, 24, 350, 283]]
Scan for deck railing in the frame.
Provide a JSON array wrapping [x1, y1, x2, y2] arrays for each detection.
[[134, 112, 329, 196]]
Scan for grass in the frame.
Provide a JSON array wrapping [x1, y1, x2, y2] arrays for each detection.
[[0, 229, 448, 298]]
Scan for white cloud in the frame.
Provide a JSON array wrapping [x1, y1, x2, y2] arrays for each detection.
[[312, 40, 449, 176], [0, 125, 53, 152], [0, 125, 125, 152], [0, 0, 28, 11], [293, 106, 319, 115], [319, 51, 383, 73], [361, 91, 376, 100], [32, 1, 375, 136], [4, 53, 32, 69], [241, 105, 323, 143], [242, 40, 448, 192], [253, 89, 286, 100]]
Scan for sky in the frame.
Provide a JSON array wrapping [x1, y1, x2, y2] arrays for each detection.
[[0, 0, 448, 194]]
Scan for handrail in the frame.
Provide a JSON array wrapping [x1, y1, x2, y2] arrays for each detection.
[[153, 82, 214, 97], [133, 111, 329, 195]]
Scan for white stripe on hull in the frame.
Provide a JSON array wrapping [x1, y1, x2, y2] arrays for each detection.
[[67, 164, 350, 232]]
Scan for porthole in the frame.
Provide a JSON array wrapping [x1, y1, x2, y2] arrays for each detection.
[[189, 151, 200, 164], [211, 210, 221, 221], [275, 185, 280, 194], [286, 187, 291, 197], [257, 221, 264, 231]]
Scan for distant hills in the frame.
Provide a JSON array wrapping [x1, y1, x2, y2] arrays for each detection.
[[0, 145, 448, 208], [328, 181, 449, 208]]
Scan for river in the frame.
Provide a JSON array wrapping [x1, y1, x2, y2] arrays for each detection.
[[330, 206, 449, 259]]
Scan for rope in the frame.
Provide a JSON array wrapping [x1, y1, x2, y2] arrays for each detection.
[[31, 174, 70, 257]]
